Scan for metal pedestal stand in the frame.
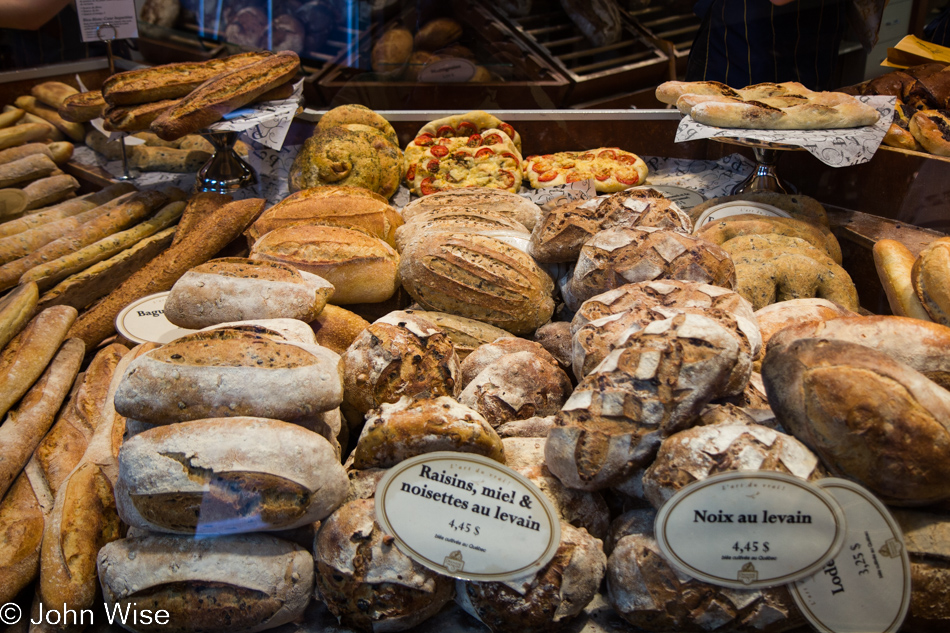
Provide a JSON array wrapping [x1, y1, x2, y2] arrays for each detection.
[[716, 137, 803, 195], [196, 131, 257, 193]]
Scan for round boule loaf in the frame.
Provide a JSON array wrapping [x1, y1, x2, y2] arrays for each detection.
[[97, 533, 313, 633], [529, 189, 692, 263], [371, 26, 413, 76], [342, 312, 460, 418], [455, 521, 605, 633], [913, 237, 950, 325], [315, 498, 455, 632], [564, 226, 736, 312], [115, 417, 349, 533], [400, 187, 541, 230], [762, 338, 950, 506], [316, 104, 398, 147], [249, 224, 399, 305], [113, 328, 343, 424], [517, 463, 610, 540], [352, 395, 503, 469], [288, 127, 381, 193], [533, 321, 573, 370], [245, 185, 401, 246], [399, 231, 554, 335], [341, 124, 404, 199], [459, 337, 561, 389], [401, 309, 509, 360], [163, 257, 334, 328], [394, 208, 529, 253]]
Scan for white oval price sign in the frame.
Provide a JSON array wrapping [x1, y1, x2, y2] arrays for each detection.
[[654, 471, 847, 589], [375, 452, 560, 582], [790, 479, 910, 633]]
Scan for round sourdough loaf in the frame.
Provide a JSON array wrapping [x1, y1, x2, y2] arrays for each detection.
[[113, 328, 343, 424], [607, 533, 805, 632], [517, 463, 610, 540], [529, 189, 692, 263], [455, 522, 605, 633], [546, 313, 743, 492], [352, 395, 503, 468], [399, 309, 509, 360], [459, 337, 561, 389], [342, 311, 460, 418], [762, 338, 950, 505], [115, 417, 348, 533], [163, 257, 334, 328], [565, 227, 736, 311], [245, 185, 401, 246], [641, 423, 822, 508], [394, 208, 530, 253], [890, 509, 950, 631], [97, 533, 313, 633], [400, 187, 542, 230], [399, 231, 555, 335], [250, 224, 399, 305], [315, 498, 454, 632]]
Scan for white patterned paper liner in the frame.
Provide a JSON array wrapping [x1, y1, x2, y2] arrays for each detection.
[[207, 80, 304, 150], [674, 95, 897, 168]]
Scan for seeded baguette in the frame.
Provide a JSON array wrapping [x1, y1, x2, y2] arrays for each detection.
[[171, 192, 232, 246], [13, 96, 85, 142], [0, 183, 136, 240], [151, 51, 300, 141], [58, 90, 106, 123], [66, 198, 266, 349], [23, 174, 79, 210]]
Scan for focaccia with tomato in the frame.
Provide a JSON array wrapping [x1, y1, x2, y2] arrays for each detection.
[[404, 128, 523, 196], [415, 110, 522, 153], [523, 148, 649, 193]]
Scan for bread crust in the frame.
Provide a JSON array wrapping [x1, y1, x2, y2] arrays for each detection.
[[913, 237, 950, 325], [400, 187, 541, 231], [697, 213, 842, 264]]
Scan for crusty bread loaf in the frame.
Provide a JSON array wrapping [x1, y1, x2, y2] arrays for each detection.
[[874, 238, 933, 320], [518, 463, 610, 540], [459, 337, 561, 390], [753, 298, 858, 350], [103, 98, 178, 132], [533, 321, 573, 370], [913, 237, 950, 326], [0, 153, 59, 188], [13, 95, 84, 142], [395, 208, 530, 253], [58, 90, 105, 123], [402, 309, 509, 361], [98, 533, 314, 633], [113, 328, 343, 424], [116, 417, 348, 533], [22, 173, 79, 210], [353, 395, 503, 468], [199, 318, 318, 346], [171, 191, 233, 246], [164, 257, 334, 328], [0, 462, 51, 603], [0, 182, 136, 240], [0, 281, 37, 351], [309, 304, 370, 354], [401, 187, 542, 230], [31, 81, 78, 110], [0, 122, 49, 150], [250, 224, 399, 305]]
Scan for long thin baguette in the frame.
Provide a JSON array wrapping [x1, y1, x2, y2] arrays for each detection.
[[104, 98, 179, 133], [151, 52, 300, 141], [0, 305, 77, 420], [21, 200, 186, 290], [0, 462, 51, 603], [0, 190, 168, 291], [0, 108, 24, 129], [31, 81, 78, 110], [9, 110, 63, 143], [873, 239, 933, 321], [22, 174, 79, 210], [0, 142, 52, 166], [102, 51, 272, 106], [171, 192, 233, 246], [0, 338, 83, 499], [0, 153, 59, 188], [37, 226, 176, 312], [66, 198, 266, 348], [0, 281, 37, 350], [0, 183, 136, 239], [0, 123, 50, 150], [13, 95, 85, 142]]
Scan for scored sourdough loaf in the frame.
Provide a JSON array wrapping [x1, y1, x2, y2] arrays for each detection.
[[399, 231, 554, 335], [250, 224, 399, 305], [400, 187, 542, 230], [116, 417, 348, 533], [163, 257, 334, 328], [394, 208, 530, 253], [113, 327, 343, 425], [98, 533, 313, 633]]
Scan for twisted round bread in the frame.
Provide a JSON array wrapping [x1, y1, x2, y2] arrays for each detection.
[[696, 214, 842, 264]]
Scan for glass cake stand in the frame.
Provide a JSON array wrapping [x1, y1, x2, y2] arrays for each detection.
[[715, 137, 804, 195]]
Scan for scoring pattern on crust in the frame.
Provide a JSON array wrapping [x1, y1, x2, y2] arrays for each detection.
[[522, 148, 649, 193]]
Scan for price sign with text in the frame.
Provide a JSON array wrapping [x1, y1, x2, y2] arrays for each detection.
[[375, 452, 560, 582], [76, 0, 138, 43]]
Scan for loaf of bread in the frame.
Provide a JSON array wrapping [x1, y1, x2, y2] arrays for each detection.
[[58, 90, 106, 123], [0, 461, 51, 603], [164, 257, 334, 328], [250, 224, 399, 305], [697, 213, 842, 264], [22, 173, 79, 210], [560, 0, 622, 47], [98, 533, 314, 633], [533, 321, 573, 370], [116, 417, 348, 533], [401, 187, 541, 230], [316, 104, 398, 147], [288, 126, 382, 194], [309, 304, 370, 355], [315, 498, 455, 632], [0, 153, 59, 188], [873, 238, 932, 320], [913, 237, 950, 325], [372, 26, 413, 75], [31, 81, 78, 110], [0, 122, 50, 151], [113, 327, 343, 424], [456, 521, 606, 633], [401, 309, 509, 361], [352, 395, 503, 469], [518, 463, 610, 540], [395, 208, 530, 253], [13, 95, 84, 142], [0, 281, 37, 351], [199, 317, 319, 346]]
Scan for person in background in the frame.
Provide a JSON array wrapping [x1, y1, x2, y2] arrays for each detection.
[[0, 0, 110, 70], [924, 2, 950, 47], [686, 0, 886, 90]]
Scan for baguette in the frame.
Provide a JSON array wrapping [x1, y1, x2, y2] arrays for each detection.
[[873, 239, 932, 321], [104, 98, 178, 133], [7, 109, 63, 142], [0, 153, 59, 189], [151, 51, 300, 141], [0, 305, 77, 420], [14, 95, 85, 142], [0, 461, 52, 603], [38, 227, 176, 312], [47, 141, 72, 164], [85, 128, 122, 160], [0, 337, 83, 499], [0, 189, 168, 291], [21, 200, 186, 290], [23, 173, 79, 210], [0, 122, 50, 150], [0, 182, 136, 239], [31, 81, 78, 110], [128, 145, 211, 172], [59, 90, 106, 123], [102, 51, 273, 106], [0, 107, 24, 129], [0, 281, 37, 350], [0, 142, 52, 166], [171, 191, 232, 246], [66, 198, 266, 348]]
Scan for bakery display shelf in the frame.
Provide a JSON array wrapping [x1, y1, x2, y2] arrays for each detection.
[[622, 1, 701, 76], [491, 3, 670, 105], [311, 0, 570, 110]]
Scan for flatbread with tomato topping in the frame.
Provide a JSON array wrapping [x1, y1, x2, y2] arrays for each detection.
[[416, 110, 522, 153], [404, 128, 523, 196], [523, 148, 648, 193]]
